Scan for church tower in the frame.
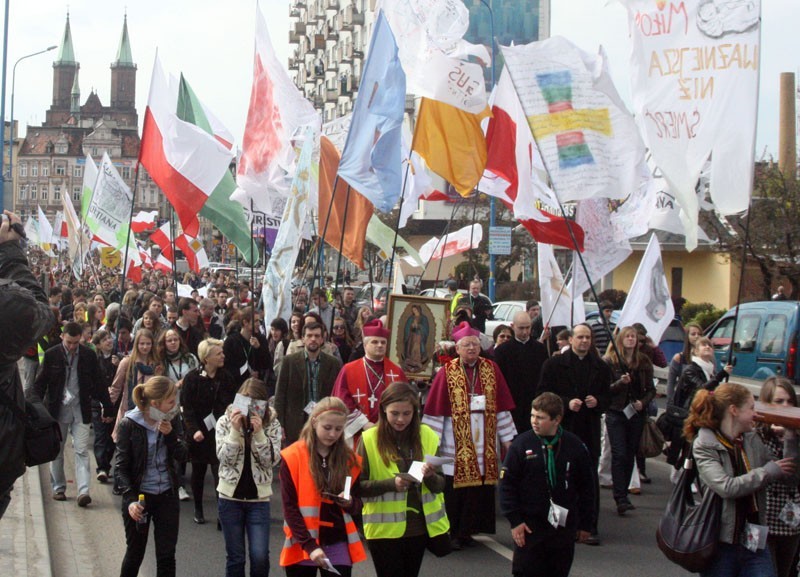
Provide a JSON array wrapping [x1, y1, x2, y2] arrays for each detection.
[[110, 14, 138, 127], [47, 13, 79, 124]]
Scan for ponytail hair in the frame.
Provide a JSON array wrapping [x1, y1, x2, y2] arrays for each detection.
[[683, 383, 752, 441], [132, 376, 177, 411]]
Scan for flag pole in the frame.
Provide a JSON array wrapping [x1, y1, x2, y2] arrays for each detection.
[[250, 199, 256, 329], [366, 245, 376, 314], [541, 260, 574, 331], [312, 173, 341, 302], [418, 196, 463, 282], [332, 184, 352, 334], [468, 190, 479, 279], [386, 159, 413, 293], [117, 161, 141, 324], [170, 207, 177, 288], [725, 204, 753, 370]]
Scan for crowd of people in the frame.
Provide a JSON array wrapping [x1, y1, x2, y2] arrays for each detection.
[[1, 208, 799, 577]]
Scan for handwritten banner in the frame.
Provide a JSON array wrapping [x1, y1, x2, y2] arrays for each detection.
[[620, 0, 760, 250]]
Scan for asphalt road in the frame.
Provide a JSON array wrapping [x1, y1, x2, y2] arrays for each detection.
[[43, 441, 693, 577]]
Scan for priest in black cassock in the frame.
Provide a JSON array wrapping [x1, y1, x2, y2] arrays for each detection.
[[494, 311, 549, 436]]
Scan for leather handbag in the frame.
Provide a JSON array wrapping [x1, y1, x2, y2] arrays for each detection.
[[0, 387, 63, 467], [639, 417, 665, 459], [656, 457, 721, 573]]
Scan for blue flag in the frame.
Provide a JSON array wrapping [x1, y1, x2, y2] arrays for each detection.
[[337, 10, 406, 213]]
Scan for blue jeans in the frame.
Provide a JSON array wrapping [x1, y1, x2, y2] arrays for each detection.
[[702, 542, 777, 577], [218, 497, 271, 577], [605, 410, 644, 504]]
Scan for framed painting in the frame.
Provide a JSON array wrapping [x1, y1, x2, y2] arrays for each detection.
[[386, 294, 450, 381]]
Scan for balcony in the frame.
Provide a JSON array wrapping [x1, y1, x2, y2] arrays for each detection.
[[340, 43, 353, 63], [326, 59, 339, 72], [289, 22, 307, 43], [313, 34, 326, 51], [289, 57, 299, 70], [326, 25, 339, 42], [326, 87, 340, 102], [294, 0, 307, 7], [405, 94, 416, 113], [326, 0, 339, 11], [341, 5, 364, 30], [313, 94, 324, 108]]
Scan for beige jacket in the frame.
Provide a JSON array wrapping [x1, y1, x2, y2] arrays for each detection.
[[693, 427, 797, 544]]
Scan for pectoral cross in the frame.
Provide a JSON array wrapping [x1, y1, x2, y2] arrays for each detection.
[[386, 370, 400, 382], [368, 394, 378, 409], [353, 389, 366, 405]]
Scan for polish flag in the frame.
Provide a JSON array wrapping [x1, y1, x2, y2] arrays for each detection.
[[150, 221, 173, 261], [131, 211, 159, 233], [175, 234, 209, 273]]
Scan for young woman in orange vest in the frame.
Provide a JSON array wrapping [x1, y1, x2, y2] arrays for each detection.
[[357, 382, 450, 577], [279, 397, 366, 576]]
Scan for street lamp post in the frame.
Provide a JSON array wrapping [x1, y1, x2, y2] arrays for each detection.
[[7, 45, 57, 217]]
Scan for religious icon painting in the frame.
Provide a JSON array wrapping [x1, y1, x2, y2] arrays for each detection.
[[386, 294, 449, 381]]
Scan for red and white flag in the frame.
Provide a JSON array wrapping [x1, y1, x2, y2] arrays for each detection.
[[150, 221, 173, 261], [139, 56, 234, 237], [404, 224, 483, 264], [131, 211, 159, 233], [154, 252, 173, 274]]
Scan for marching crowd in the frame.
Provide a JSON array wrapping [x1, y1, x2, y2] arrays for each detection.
[[1, 208, 799, 577]]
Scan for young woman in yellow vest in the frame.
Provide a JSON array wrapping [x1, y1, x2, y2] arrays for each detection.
[[357, 382, 450, 577], [279, 397, 366, 576]]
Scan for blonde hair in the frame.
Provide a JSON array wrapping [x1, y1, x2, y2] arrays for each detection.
[[298, 397, 356, 494], [131, 376, 177, 411], [198, 338, 224, 364]]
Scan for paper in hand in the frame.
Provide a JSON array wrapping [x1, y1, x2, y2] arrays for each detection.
[[425, 455, 454, 466]]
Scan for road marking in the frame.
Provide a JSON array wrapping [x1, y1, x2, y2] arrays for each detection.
[[473, 534, 514, 561]]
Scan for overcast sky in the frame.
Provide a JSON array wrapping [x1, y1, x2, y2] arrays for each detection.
[[2, 0, 797, 160]]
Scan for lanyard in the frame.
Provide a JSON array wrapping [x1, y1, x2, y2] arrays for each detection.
[[168, 358, 184, 381], [306, 354, 320, 402], [63, 346, 77, 386]]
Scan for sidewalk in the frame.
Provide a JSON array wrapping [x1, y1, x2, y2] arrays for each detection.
[[0, 466, 52, 577]]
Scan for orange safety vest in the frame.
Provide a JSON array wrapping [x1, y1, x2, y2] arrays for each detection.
[[279, 440, 366, 567]]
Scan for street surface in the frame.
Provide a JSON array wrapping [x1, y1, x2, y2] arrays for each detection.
[[42, 443, 693, 577]]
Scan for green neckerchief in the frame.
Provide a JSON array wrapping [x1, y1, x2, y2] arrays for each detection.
[[535, 426, 564, 490]]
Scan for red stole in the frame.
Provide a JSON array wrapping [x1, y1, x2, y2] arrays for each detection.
[[342, 357, 406, 423]]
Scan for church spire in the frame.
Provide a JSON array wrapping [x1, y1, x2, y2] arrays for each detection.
[[70, 66, 81, 116], [55, 12, 76, 65], [113, 14, 134, 67]]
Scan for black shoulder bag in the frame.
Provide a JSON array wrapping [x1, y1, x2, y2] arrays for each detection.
[[656, 455, 721, 573], [0, 386, 63, 467]]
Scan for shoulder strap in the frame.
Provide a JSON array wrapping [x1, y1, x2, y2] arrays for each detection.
[[0, 383, 29, 425]]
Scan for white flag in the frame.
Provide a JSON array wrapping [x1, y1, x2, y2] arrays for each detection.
[[382, 0, 490, 113], [616, 234, 675, 343], [619, 0, 760, 250], [501, 37, 648, 204], [234, 4, 320, 218], [405, 224, 483, 265], [85, 153, 134, 249], [537, 243, 584, 328], [37, 205, 53, 247], [24, 217, 40, 245], [261, 126, 315, 327]]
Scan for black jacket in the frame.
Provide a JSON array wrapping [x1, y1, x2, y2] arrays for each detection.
[[494, 338, 549, 435], [500, 428, 594, 545], [114, 414, 188, 508], [180, 367, 237, 464], [223, 330, 271, 388], [29, 343, 113, 424], [0, 241, 53, 495], [538, 350, 612, 457], [674, 361, 727, 410]]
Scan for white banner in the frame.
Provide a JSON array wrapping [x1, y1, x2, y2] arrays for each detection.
[[261, 127, 315, 326], [382, 0, 490, 113], [84, 153, 133, 249], [538, 243, 584, 328], [501, 37, 648, 205], [620, 0, 760, 250], [616, 234, 675, 343], [408, 223, 483, 264]]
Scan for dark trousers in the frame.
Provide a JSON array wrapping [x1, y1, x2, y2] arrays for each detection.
[[120, 490, 180, 577], [191, 462, 219, 510], [367, 534, 427, 577], [284, 564, 352, 577], [443, 476, 496, 538], [606, 410, 644, 505], [768, 534, 800, 577], [0, 486, 11, 521], [92, 405, 115, 473], [512, 539, 575, 577]]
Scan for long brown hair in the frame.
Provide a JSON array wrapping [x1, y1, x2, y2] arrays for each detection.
[[605, 326, 652, 371], [298, 397, 357, 494], [125, 328, 158, 383], [683, 383, 752, 441], [682, 322, 703, 361], [375, 382, 423, 466]]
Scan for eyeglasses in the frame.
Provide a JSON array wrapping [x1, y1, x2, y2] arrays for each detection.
[[333, 325, 346, 330]]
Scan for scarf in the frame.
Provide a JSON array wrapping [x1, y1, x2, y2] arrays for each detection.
[[692, 356, 716, 381], [715, 431, 758, 540], [535, 426, 563, 490]]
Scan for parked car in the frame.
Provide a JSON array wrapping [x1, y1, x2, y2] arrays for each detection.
[[355, 283, 390, 312], [705, 300, 800, 384], [484, 301, 528, 338]]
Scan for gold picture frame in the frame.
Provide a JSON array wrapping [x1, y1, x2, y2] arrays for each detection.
[[386, 294, 450, 381]]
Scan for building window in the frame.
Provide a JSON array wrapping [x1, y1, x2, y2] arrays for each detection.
[[41, 187, 49, 201], [30, 185, 37, 200], [19, 185, 27, 201], [55, 164, 66, 176], [57, 143, 68, 154], [121, 166, 131, 179], [53, 186, 61, 201], [31, 163, 38, 177], [73, 187, 81, 202], [140, 190, 146, 204], [92, 148, 99, 156], [73, 165, 83, 178], [19, 163, 27, 177], [42, 164, 49, 177], [150, 190, 156, 204]]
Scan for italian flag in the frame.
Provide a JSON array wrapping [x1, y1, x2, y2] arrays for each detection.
[[139, 56, 234, 237]]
